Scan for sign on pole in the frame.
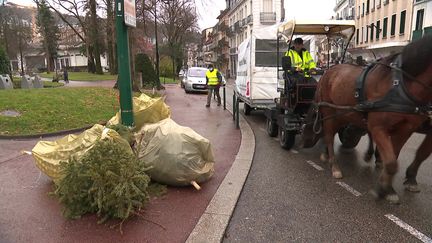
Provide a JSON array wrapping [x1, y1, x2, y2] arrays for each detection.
[[124, 0, 136, 27]]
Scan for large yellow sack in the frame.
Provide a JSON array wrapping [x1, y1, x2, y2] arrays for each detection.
[[135, 118, 215, 186], [107, 93, 171, 131], [32, 125, 130, 181]]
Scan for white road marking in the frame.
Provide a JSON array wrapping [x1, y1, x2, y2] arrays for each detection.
[[385, 214, 432, 243], [290, 149, 299, 154], [305, 160, 324, 171], [336, 181, 362, 197]]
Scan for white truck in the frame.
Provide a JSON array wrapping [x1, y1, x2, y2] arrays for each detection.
[[234, 24, 287, 115]]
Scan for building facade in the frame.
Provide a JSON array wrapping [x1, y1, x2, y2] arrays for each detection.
[[354, 0, 413, 60], [412, 0, 432, 41], [226, 0, 284, 78]]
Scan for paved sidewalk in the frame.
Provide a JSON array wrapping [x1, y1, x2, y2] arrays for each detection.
[[0, 84, 247, 242]]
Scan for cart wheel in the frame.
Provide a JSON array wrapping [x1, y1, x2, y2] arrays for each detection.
[[243, 103, 251, 115], [279, 128, 296, 150], [266, 118, 278, 137], [338, 128, 362, 149]]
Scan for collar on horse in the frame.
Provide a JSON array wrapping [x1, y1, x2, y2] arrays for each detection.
[[354, 54, 431, 115]]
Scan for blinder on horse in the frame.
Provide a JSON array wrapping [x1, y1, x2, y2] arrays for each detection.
[[354, 54, 431, 115]]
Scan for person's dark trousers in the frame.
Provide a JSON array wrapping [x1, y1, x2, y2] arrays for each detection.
[[207, 85, 221, 106]]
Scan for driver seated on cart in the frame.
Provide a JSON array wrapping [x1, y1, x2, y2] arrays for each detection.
[[284, 37, 317, 89]]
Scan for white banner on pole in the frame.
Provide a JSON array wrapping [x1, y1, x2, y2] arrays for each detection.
[[124, 0, 136, 27]]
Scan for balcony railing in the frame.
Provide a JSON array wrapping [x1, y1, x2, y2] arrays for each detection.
[[234, 21, 240, 31], [260, 12, 276, 24], [247, 15, 253, 25]]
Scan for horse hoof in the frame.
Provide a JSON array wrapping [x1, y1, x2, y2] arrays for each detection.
[[385, 194, 400, 204], [320, 153, 328, 162], [404, 181, 420, 192], [332, 170, 343, 179], [404, 184, 421, 193]]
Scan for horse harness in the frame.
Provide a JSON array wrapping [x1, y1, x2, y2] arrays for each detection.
[[354, 54, 430, 115]]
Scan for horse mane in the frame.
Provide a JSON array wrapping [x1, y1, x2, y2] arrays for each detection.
[[401, 35, 432, 76]]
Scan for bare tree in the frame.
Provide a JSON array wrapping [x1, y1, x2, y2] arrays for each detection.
[[159, 0, 197, 77], [42, 0, 104, 73]]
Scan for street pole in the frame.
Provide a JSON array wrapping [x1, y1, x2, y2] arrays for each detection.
[[115, 0, 134, 127]]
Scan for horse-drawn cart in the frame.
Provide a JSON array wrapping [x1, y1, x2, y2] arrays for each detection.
[[264, 20, 357, 150]]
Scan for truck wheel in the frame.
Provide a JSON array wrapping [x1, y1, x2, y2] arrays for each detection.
[[243, 103, 251, 115], [266, 118, 278, 137], [279, 128, 296, 150], [338, 128, 362, 149]]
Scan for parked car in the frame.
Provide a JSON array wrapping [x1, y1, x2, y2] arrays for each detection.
[[183, 67, 208, 93]]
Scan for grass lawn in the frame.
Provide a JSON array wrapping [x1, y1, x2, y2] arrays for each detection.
[[159, 77, 178, 84], [0, 87, 119, 136], [38, 72, 118, 81]]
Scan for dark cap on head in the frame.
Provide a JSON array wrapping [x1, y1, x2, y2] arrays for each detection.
[[208, 64, 214, 69], [293, 37, 304, 44]]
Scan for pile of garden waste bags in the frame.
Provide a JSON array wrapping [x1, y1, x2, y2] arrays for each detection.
[[31, 93, 215, 222]]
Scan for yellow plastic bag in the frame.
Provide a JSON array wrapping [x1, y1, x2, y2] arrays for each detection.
[[107, 93, 171, 131], [135, 118, 215, 186], [32, 125, 131, 181]]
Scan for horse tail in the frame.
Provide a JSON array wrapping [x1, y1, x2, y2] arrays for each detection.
[[301, 103, 322, 148]]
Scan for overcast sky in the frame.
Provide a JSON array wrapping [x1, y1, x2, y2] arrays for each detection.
[[10, 0, 337, 30]]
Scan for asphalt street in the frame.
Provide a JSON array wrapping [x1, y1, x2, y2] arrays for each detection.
[[222, 83, 432, 242]]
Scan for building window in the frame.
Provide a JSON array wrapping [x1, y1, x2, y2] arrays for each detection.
[[416, 9, 424, 30], [365, 26, 369, 42], [362, 3, 365, 16], [263, 0, 272, 12], [391, 14, 396, 36], [361, 26, 364, 43], [383, 17, 388, 38], [356, 28, 359, 45], [370, 24, 374, 41], [366, 0, 370, 14], [376, 20, 380, 40], [400, 10, 406, 34], [358, 6, 360, 18]]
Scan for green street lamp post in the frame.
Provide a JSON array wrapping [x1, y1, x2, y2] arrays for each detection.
[[115, 0, 134, 127]]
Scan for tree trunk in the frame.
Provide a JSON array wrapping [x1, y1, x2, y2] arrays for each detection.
[[154, 7, 161, 88], [87, 45, 96, 73], [106, 0, 115, 74], [19, 31, 24, 76], [90, 0, 103, 74]]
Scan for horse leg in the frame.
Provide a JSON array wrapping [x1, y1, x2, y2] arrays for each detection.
[[364, 132, 374, 162], [375, 148, 383, 169], [404, 131, 432, 192], [319, 139, 329, 162], [370, 129, 400, 203], [323, 123, 342, 179]]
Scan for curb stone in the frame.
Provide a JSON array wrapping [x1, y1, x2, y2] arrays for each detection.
[[186, 104, 255, 243], [0, 122, 106, 140]]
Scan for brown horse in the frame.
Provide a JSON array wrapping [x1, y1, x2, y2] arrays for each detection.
[[302, 35, 432, 203]]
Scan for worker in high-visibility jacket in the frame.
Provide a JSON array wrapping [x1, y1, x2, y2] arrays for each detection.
[[285, 37, 316, 77], [205, 64, 222, 107]]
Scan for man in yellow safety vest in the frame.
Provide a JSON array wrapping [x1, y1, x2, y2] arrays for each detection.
[[285, 37, 316, 77], [205, 64, 222, 107]]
